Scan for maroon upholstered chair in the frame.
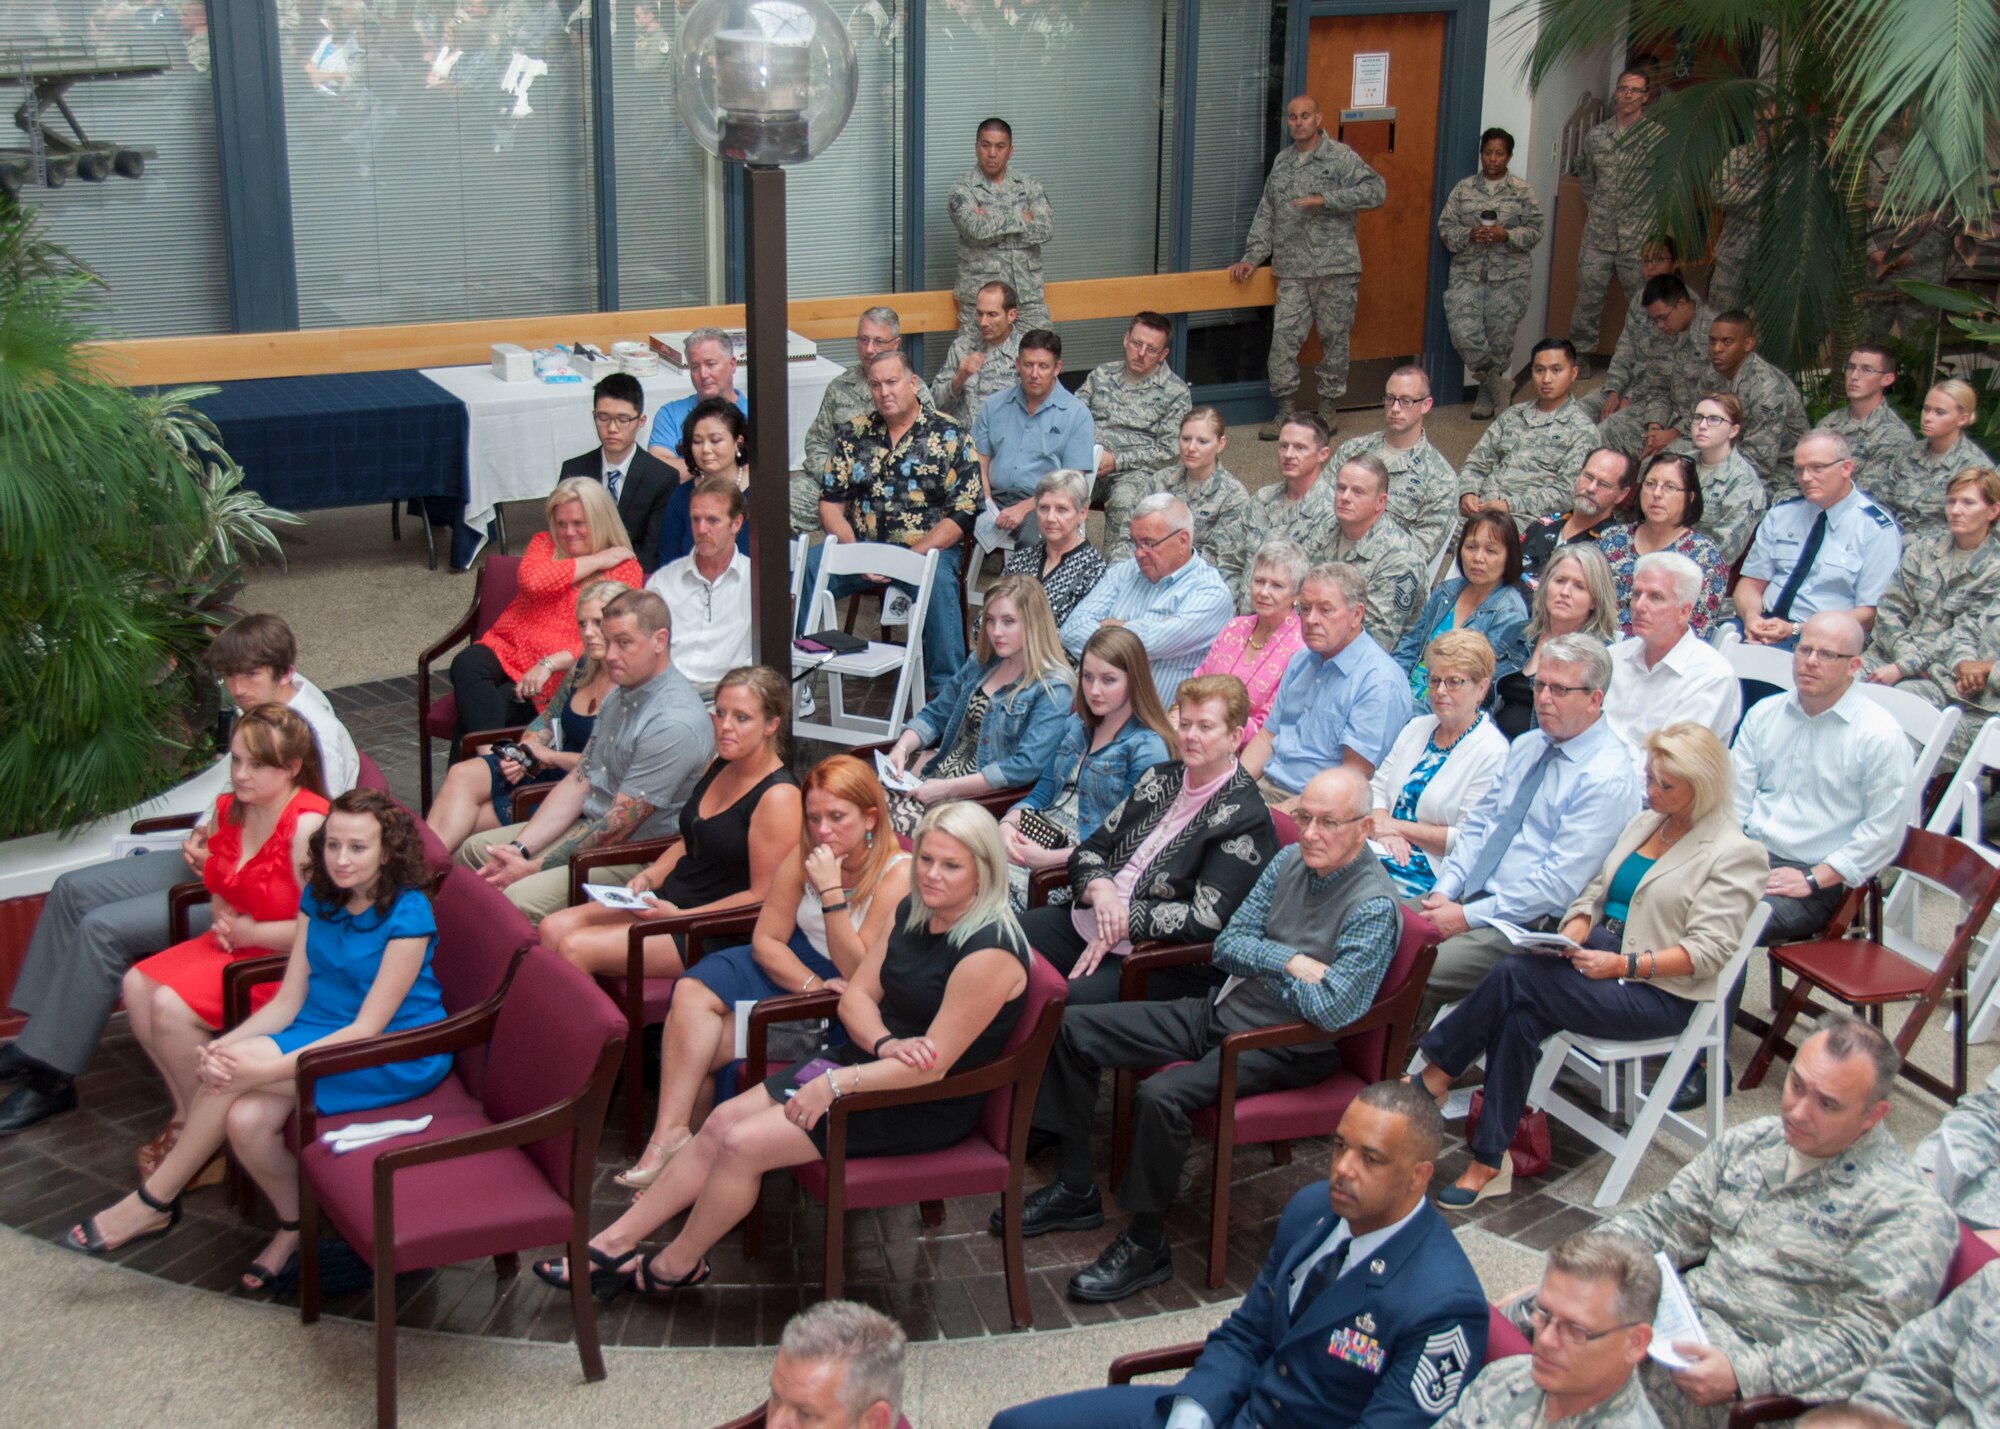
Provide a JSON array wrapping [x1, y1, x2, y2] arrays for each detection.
[[740, 951, 1069, 1328], [1106, 1302, 1529, 1385], [1108, 905, 1440, 1288], [1727, 1220, 1997, 1426], [416, 554, 523, 808], [295, 947, 626, 1429], [355, 751, 388, 792]]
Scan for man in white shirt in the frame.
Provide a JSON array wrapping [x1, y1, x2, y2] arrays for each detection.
[[206, 612, 360, 796], [644, 475, 750, 699], [1601, 551, 1741, 775]]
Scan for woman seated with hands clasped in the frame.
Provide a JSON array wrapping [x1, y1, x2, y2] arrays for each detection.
[[540, 666, 798, 980], [613, 755, 913, 1190], [1000, 628, 1173, 908], [1411, 724, 1766, 1207], [1367, 630, 1509, 900], [426, 578, 624, 855], [534, 802, 1031, 1300], [66, 791, 453, 1297], [881, 575, 1072, 835]]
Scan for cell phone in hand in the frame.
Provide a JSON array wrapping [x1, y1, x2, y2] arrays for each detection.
[[783, 1057, 843, 1097], [496, 741, 532, 765], [1480, 210, 1498, 224]]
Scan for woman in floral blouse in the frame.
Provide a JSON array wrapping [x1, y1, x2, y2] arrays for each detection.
[[1598, 453, 1727, 637]]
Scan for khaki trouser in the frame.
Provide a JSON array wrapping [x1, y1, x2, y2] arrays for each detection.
[[457, 822, 644, 925]]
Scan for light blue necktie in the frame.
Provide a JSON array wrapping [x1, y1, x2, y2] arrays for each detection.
[[1458, 740, 1562, 898]]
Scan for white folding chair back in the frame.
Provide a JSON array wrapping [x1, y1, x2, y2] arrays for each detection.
[[1720, 638, 1796, 694], [1857, 681, 1962, 815], [1528, 903, 1771, 1208], [1896, 718, 2000, 1041], [795, 539, 939, 747]]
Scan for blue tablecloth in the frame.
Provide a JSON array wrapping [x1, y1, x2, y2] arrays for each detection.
[[187, 370, 468, 514]]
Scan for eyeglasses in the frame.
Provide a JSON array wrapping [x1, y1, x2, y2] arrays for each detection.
[[1124, 336, 1167, 358], [1795, 643, 1860, 664], [1843, 362, 1887, 376], [1533, 679, 1592, 698], [1797, 460, 1849, 478], [1614, 83, 1649, 95], [1292, 811, 1371, 833], [1523, 1298, 1641, 1348], [1383, 395, 1428, 409], [1430, 675, 1476, 693], [1131, 529, 1189, 553], [1690, 413, 1731, 427], [1641, 479, 1689, 496], [593, 412, 643, 428]]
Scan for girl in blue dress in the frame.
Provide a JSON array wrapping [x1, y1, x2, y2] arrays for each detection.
[[63, 790, 450, 1296]]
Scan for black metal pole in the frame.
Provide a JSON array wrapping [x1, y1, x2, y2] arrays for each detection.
[[742, 164, 793, 672]]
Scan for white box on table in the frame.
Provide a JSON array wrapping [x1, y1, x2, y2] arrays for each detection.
[[489, 342, 534, 382]]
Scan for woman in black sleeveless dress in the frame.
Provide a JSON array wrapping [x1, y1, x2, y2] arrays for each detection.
[[535, 801, 1033, 1299], [541, 667, 800, 979]]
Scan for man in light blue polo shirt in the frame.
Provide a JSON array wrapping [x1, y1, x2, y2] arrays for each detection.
[[1242, 562, 1413, 809], [644, 326, 748, 479], [1061, 494, 1234, 708], [973, 328, 1095, 548], [1733, 430, 1902, 650]]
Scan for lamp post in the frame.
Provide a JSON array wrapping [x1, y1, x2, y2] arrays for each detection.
[[676, 0, 857, 670]]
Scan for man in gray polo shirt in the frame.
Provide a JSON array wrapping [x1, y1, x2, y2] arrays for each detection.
[[457, 587, 712, 922]]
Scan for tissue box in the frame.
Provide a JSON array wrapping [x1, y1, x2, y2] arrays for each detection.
[[490, 342, 534, 382]]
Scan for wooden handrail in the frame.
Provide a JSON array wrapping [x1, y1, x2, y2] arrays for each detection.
[[84, 269, 1278, 386]]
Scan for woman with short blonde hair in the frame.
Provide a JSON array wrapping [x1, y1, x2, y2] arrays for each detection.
[[1492, 543, 1619, 739]]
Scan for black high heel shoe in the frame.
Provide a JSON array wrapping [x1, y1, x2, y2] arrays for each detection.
[[64, 1182, 182, 1254], [532, 1245, 640, 1301], [239, 1219, 302, 1295]]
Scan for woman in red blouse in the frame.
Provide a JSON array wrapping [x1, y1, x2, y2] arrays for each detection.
[[450, 477, 644, 741]]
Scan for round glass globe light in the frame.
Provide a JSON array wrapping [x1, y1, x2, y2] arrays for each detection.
[[675, 0, 858, 166]]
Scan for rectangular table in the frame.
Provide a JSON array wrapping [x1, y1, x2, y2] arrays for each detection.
[[423, 356, 844, 557], [187, 370, 470, 567]]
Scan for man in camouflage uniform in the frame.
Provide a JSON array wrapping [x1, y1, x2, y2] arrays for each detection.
[[1438, 127, 1546, 419], [1815, 344, 1913, 494], [1569, 68, 1659, 363], [1604, 1015, 1957, 1428], [1442, 1231, 1664, 1429], [948, 117, 1054, 337], [793, 306, 933, 533], [1584, 275, 1714, 461], [1459, 339, 1600, 526], [1325, 453, 1429, 650], [1707, 136, 1766, 314], [931, 281, 1022, 424], [1229, 94, 1387, 439], [1851, 1261, 2000, 1429], [1083, 310, 1192, 527], [1332, 365, 1461, 562], [1239, 412, 1341, 605], [1708, 312, 1808, 498]]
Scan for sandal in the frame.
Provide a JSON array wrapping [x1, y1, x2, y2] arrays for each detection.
[[239, 1219, 301, 1295], [632, 1253, 710, 1298], [136, 1120, 185, 1180], [64, 1182, 182, 1255], [532, 1244, 640, 1301], [612, 1136, 686, 1191]]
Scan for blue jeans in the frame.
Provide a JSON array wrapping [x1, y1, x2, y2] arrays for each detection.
[[798, 540, 964, 697]]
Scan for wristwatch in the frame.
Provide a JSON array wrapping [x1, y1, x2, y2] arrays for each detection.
[[509, 839, 533, 860]]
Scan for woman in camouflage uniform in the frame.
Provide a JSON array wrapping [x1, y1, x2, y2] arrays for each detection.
[[1438, 129, 1546, 419]]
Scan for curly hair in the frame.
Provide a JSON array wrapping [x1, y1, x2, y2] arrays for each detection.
[[306, 789, 437, 916]]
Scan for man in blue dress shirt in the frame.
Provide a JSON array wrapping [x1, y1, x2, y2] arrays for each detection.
[[1414, 633, 1643, 1029], [1732, 431, 1901, 650], [973, 328, 1095, 548], [1242, 563, 1413, 809], [643, 326, 748, 480], [1061, 494, 1236, 708], [989, 1079, 1489, 1428]]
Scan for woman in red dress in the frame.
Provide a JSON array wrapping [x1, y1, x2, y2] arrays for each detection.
[[124, 703, 328, 1174]]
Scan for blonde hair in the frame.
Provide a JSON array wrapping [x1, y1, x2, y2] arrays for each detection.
[[1423, 628, 1496, 685], [1527, 545, 1620, 643], [1931, 378, 1979, 421], [975, 575, 1074, 708], [713, 665, 791, 762], [1947, 466, 2000, 509], [1643, 722, 1734, 825], [545, 475, 634, 555], [572, 578, 629, 686], [904, 802, 1023, 949]]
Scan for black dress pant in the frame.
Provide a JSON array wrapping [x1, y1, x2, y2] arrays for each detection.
[[1033, 995, 1345, 1216], [450, 642, 536, 741], [1017, 906, 1227, 1008]]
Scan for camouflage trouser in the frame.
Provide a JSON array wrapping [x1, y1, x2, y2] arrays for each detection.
[[789, 470, 824, 534], [956, 289, 1051, 340], [1269, 273, 1360, 407], [1708, 228, 1755, 313], [1568, 245, 1646, 354], [1586, 405, 1667, 458], [1100, 468, 1151, 560], [1444, 273, 1531, 383]]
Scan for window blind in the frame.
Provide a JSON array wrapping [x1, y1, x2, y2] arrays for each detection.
[[613, 1, 712, 309]]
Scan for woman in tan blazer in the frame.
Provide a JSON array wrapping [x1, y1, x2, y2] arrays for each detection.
[[1413, 723, 1767, 1205]]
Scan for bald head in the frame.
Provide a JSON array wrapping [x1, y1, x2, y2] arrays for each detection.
[[1793, 612, 1865, 708], [1295, 766, 1372, 873]]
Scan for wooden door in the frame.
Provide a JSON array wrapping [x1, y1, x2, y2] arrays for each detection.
[[1304, 13, 1445, 362]]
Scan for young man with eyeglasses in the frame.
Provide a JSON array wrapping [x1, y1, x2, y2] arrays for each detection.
[[1081, 311, 1193, 515], [1734, 432, 1902, 649], [1441, 1232, 1662, 1428], [1332, 365, 1462, 561], [1813, 344, 1913, 491], [560, 373, 675, 574]]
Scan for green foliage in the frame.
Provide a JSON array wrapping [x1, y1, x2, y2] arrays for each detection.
[[1892, 278, 2000, 456], [0, 208, 300, 840]]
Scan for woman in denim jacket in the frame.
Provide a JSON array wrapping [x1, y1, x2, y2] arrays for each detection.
[[1000, 628, 1175, 907], [883, 575, 1073, 834], [1391, 510, 1531, 703]]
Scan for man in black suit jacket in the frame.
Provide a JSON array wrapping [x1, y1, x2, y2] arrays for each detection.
[[561, 372, 674, 574]]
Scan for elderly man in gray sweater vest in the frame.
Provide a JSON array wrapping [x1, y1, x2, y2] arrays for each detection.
[[992, 765, 1404, 1304]]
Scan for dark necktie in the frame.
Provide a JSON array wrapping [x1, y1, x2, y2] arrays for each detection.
[[606, 467, 624, 503], [1768, 509, 1828, 621], [1458, 740, 1561, 898], [1293, 1236, 1350, 1318]]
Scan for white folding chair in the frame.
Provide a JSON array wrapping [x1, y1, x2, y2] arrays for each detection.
[[1719, 636, 1796, 694], [794, 539, 938, 747], [1857, 681, 1963, 820], [1527, 904, 1771, 1208]]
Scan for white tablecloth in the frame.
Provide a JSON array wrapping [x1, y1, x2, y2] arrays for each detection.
[[422, 356, 843, 545]]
